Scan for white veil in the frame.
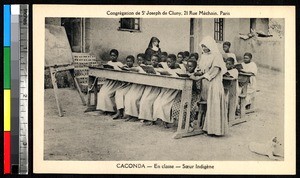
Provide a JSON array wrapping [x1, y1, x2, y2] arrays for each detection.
[[199, 36, 221, 54], [198, 36, 227, 75]]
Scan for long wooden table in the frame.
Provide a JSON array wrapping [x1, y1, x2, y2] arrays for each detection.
[[86, 67, 252, 138], [87, 67, 201, 139]]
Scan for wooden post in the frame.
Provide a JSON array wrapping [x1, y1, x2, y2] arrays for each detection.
[[69, 68, 86, 106], [49, 67, 63, 117], [228, 80, 237, 126], [93, 78, 98, 107], [240, 84, 248, 118], [85, 75, 97, 112]]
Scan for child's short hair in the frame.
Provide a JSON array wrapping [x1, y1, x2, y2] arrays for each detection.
[[187, 59, 197, 67], [244, 52, 253, 59], [161, 52, 168, 56], [168, 54, 177, 61], [137, 53, 145, 59], [226, 57, 235, 64], [126, 55, 135, 62], [177, 52, 184, 57], [110, 49, 119, 56], [190, 53, 199, 60], [223, 41, 231, 47], [184, 51, 190, 58], [151, 54, 161, 62]]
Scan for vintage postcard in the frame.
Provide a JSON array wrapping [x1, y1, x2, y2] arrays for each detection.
[[33, 5, 295, 174]]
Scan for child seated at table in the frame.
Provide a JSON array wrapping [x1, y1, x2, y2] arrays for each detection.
[[161, 52, 168, 62], [189, 52, 199, 61], [123, 55, 149, 122], [240, 52, 258, 109], [153, 54, 183, 128], [137, 53, 146, 66], [159, 51, 168, 69], [177, 52, 184, 64], [176, 52, 186, 71], [96, 49, 124, 114], [112, 55, 135, 119], [183, 51, 190, 65], [138, 54, 164, 125]]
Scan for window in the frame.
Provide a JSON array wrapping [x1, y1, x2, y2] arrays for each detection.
[[250, 18, 269, 34], [189, 18, 195, 52], [119, 18, 140, 32], [61, 18, 89, 53], [214, 18, 224, 42]]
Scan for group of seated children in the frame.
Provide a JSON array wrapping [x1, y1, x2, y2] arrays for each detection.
[[96, 49, 199, 128], [96, 42, 257, 128]]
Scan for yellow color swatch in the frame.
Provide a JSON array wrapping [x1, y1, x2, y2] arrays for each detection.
[[4, 90, 11, 131]]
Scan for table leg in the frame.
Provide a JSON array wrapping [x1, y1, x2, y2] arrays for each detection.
[[228, 80, 237, 126], [85, 76, 96, 112], [93, 78, 98, 107], [69, 68, 86, 106], [173, 81, 203, 139], [49, 67, 63, 117], [240, 84, 248, 118]]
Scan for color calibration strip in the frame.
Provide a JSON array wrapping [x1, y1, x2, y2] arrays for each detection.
[[4, 4, 11, 174], [4, 4, 29, 174]]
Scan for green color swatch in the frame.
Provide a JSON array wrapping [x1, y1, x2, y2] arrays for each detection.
[[4, 47, 11, 89]]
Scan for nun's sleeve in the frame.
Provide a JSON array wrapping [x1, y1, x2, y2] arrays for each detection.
[[203, 67, 220, 81], [203, 54, 226, 81]]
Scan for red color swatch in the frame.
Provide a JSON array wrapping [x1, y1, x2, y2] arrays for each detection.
[[4, 131, 11, 174]]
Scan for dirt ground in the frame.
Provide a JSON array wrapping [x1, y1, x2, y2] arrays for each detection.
[[44, 67, 284, 161]]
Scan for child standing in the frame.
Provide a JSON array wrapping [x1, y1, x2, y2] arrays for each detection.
[[138, 54, 163, 125], [112, 55, 135, 119], [171, 59, 200, 127], [240, 52, 258, 109], [96, 49, 124, 113], [153, 54, 182, 128], [224, 57, 239, 79], [223, 57, 239, 116], [222, 41, 237, 64]]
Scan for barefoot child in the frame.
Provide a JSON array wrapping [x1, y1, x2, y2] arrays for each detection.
[[112, 55, 135, 119], [96, 49, 125, 113], [153, 54, 183, 128], [123, 55, 148, 121], [138, 54, 163, 125], [240, 52, 258, 109]]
